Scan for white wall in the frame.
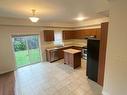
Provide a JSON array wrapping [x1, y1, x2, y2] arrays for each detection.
[[103, 0, 127, 95], [0, 26, 41, 74]]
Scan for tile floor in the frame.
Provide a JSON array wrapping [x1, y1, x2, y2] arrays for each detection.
[[15, 59, 102, 95]]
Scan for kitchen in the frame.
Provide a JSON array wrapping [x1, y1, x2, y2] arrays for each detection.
[[0, 0, 126, 95], [0, 20, 108, 95], [44, 28, 100, 62], [43, 22, 108, 86]]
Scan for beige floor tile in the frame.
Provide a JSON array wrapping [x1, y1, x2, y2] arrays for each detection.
[[15, 59, 102, 95]]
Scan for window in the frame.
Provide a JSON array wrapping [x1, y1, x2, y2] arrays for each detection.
[[54, 31, 63, 46]]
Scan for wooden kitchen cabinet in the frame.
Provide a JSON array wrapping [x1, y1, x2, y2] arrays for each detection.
[[64, 52, 70, 65], [46, 46, 72, 62], [96, 29, 101, 40], [64, 49, 81, 69], [57, 46, 74, 59], [62, 30, 75, 40], [90, 29, 97, 35], [58, 48, 64, 59], [75, 30, 86, 39], [98, 22, 109, 86], [85, 29, 92, 36], [44, 30, 54, 41], [85, 29, 98, 36], [63, 28, 101, 39], [46, 46, 82, 63], [46, 49, 59, 63]]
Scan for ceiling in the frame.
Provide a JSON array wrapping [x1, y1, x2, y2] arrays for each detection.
[[0, 0, 109, 23]]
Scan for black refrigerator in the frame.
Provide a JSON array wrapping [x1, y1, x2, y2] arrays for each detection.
[[86, 38, 100, 82]]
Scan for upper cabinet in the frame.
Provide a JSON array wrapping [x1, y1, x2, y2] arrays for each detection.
[[83, 28, 101, 39], [44, 30, 54, 41], [62, 30, 75, 40], [63, 28, 101, 40], [95, 28, 101, 40], [43, 28, 101, 41], [75, 30, 86, 39]]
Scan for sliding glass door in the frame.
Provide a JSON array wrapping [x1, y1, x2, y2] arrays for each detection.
[[27, 35, 41, 64], [12, 35, 41, 68]]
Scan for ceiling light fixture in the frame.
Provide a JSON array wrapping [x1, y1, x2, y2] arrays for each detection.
[[74, 16, 88, 21], [29, 9, 39, 23]]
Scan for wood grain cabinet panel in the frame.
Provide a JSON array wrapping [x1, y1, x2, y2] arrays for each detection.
[[63, 28, 101, 39], [90, 29, 97, 36], [74, 30, 85, 39], [46, 49, 60, 63], [63, 30, 75, 40], [98, 22, 109, 86], [46, 46, 73, 63], [76, 30, 86, 39], [85, 29, 92, 36], [96, 29, 101, 40], [44, 30, 54, 41], [58, 48, 64, 59], [85, 29, 97, 36], [64, 50, 81, 69], [64, 52, 70, 65]]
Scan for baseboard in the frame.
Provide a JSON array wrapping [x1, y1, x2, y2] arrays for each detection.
[[0, 69, 15, 75], [102, 90, 110, 95]]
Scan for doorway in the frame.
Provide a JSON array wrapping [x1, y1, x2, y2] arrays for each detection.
[[12, 35, 41, 68]]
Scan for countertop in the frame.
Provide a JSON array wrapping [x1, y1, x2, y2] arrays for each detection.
[[63, 49, 81, 54], [46, 44, 86, 51]]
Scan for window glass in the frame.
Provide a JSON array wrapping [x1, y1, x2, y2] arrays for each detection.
[[54, 31, 63, 46]]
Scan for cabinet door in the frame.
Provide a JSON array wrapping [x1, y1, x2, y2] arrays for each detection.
[[85, 28, 101, 38], [75, 30, 86, 39], [63, 30, 75, 40], [69, 54, 73, 67], [64, 52, 68, 64], [85, 29, 92, 36], [46, 50, 50, 61], [44, 30, 54, 41], [58, 49, 64, 59], [50, 50, 55, 62], [91, 29, 97, 36], [78, 30, 85, 38], [96, 29, 101, 40]]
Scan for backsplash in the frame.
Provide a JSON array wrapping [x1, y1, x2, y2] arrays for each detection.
[[43, 39, 87, 49]]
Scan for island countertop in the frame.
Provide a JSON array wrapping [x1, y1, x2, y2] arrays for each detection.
[[63, 49, 81, 54]]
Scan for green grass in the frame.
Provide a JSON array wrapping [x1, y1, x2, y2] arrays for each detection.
[[15, 48, 41, 68]]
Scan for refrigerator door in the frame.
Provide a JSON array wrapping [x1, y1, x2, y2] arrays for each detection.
[[86, 39, 100, 82]]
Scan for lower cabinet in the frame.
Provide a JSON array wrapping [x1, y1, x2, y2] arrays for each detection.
[[46, 49, 59, 63], [46, 48, 67, 63], [46, 46, 82, 63], [64, 50, 81, 69], [64, 52, 70, 65]]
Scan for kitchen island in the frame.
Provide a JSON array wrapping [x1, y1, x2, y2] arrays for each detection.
[[63, 49, 81, 69]]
